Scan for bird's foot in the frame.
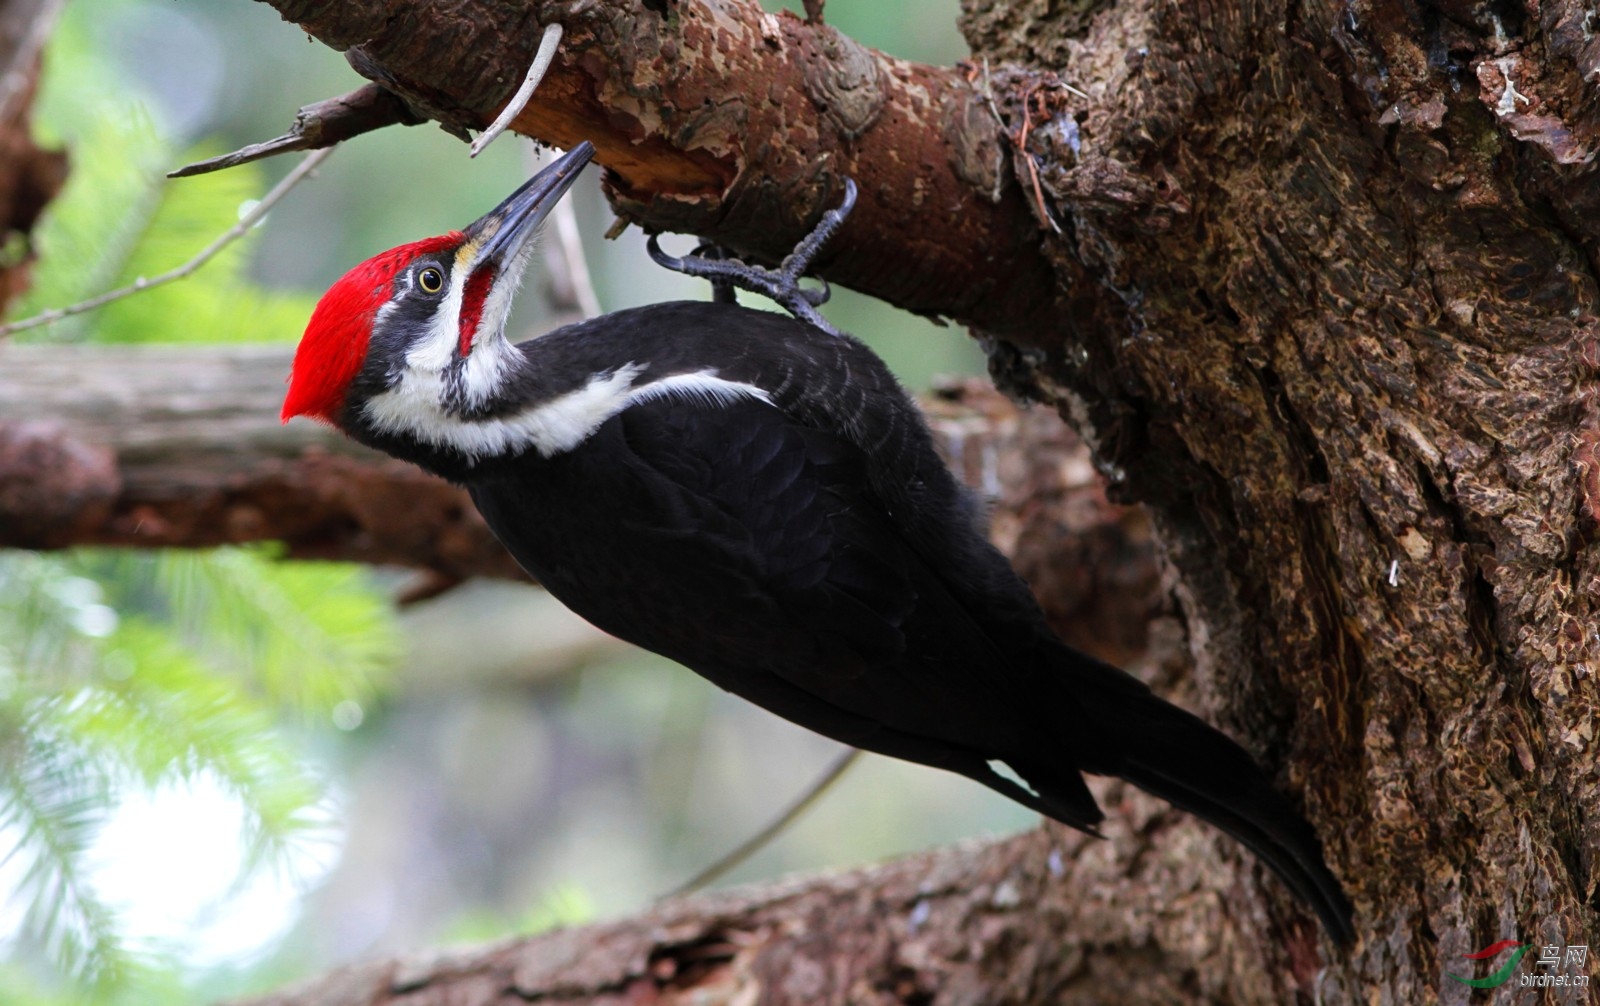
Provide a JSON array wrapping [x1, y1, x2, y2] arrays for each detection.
[[679, 242, 742, 307], [646, 178, 858, 336]]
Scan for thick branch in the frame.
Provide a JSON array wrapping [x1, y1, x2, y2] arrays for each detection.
[[0, 345, 1155, 650], [0, 343, 522, 577], [233, 819, 1323, 1006], [258, 0, 1064, 338]]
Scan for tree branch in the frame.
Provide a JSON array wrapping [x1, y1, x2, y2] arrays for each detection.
[[0, 343, 521, 577], [1, 148, 335, 340], [231, 819, 1322, 1006], [0, 345, 1156, 650], [256, 0, 1064, 338]]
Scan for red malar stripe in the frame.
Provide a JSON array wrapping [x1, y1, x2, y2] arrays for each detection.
[[459, 265, 498, 357]]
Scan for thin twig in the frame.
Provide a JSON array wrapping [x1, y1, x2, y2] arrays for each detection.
[[470, 23, 564, 158], [527, 141, 601, 319], [0, 146, 336, 341], [660, 748, 862, 901], [1016, 85, 1062, 235], [550, 190, 601, 318], [980, 58, 1006, 131], [978, 58, 1010, 204]]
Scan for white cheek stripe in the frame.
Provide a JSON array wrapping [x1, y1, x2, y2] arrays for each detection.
[[361, 366, 772, 462], [406, 267, 465, 374]]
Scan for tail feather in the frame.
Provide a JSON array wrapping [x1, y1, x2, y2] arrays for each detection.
[[1115, 727, 1355, 945], [1041, 656, 1354, 944]]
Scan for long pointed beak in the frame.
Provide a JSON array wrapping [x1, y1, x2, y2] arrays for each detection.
[[462, 140, 595, 270]]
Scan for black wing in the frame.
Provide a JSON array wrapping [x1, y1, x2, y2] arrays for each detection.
[[470, 391, 1105, 827]]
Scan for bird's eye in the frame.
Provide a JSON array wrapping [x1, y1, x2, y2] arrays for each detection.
[[417, 266, 444, 294]]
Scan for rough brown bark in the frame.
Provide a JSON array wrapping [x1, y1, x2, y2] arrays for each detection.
[[104, 0, 1600, 1000], [232, 821, 1304, 1006], [263, 0, 1062, 338], [957, 2, 1600, 1002]]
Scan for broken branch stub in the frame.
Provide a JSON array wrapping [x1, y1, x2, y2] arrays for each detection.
[[168, 83, 421, 178]]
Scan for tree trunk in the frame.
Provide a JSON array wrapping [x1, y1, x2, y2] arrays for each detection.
[[146, 0, 1600, 1000]]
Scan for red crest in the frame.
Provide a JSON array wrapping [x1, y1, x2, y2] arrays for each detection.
[[282, 233, 463, 423]]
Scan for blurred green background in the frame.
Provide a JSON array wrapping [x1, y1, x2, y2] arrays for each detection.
[[0, 3, 1037, 1004]]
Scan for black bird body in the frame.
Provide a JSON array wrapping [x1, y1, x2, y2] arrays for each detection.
[[432, 303, 1105, 826], [283, 144, 1352, 942]]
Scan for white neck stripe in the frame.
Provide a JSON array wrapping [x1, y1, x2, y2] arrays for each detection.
[[361, 367, 771, 462]]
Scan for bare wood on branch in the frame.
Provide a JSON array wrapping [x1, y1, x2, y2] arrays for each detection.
[[260, 0, 1064, 339]]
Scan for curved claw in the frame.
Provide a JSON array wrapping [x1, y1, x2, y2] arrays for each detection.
[[646, 233, 690, 273], [802, 276, 831, 307], [834, 177, 858, 220]]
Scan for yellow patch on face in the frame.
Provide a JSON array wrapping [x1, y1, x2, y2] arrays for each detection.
[[453, 237, 484, 272]]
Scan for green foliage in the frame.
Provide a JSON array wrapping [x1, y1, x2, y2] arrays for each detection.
[[106, 550, 395, 720], [91, 149, 314, 346], [2, 10, 395, 1004], [7, 117, 316, 345], [12, 0, 315, 347], [0, 550, 396, 1001]]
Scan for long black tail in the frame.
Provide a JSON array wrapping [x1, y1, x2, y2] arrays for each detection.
[[1030, 655, 1355, 944]]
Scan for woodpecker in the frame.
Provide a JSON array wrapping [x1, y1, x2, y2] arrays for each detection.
[[284, 141, 1353, 943]]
